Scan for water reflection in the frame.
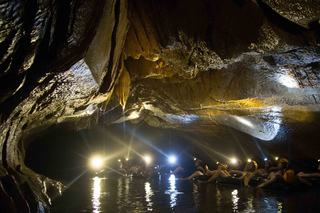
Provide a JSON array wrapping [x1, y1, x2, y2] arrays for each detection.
[[231, 189, 239, 212], [92, 177, 101, 213], [145, 182, 154, 211], [53, 175, 319, 213], [165, 174, 183, 208]]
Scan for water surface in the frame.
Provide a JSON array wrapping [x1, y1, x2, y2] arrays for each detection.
[[51, 174, 319, 212]]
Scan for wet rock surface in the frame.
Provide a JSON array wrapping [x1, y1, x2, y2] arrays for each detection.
[[0, 0, 320, 211]]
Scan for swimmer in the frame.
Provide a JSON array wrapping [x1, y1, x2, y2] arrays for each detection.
[[199, 163, 231, 183], [253, 160, 273, 176], [180, 159, 207, 180], [258, 169, 312, 188], [201, 161, 257, 187]]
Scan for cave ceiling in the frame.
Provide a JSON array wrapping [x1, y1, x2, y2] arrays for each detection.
[[1, 0, 320, 176]]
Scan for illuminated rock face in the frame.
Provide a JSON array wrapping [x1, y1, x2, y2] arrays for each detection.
[[0, 0, 320, 211]]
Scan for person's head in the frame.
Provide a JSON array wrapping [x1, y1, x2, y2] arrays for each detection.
[[264, 160, 272, 169], [195, 159, 203, 167], [278, 158, 288, 170], [245, 161, 258, 172], [284, 169, 296, 184], [218, 164, 228, 171]]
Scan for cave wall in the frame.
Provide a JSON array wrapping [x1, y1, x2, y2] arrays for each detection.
[[0, 0, 320, 211]]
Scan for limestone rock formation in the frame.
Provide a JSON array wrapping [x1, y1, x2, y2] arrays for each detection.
[[0, 0, 320, 211]]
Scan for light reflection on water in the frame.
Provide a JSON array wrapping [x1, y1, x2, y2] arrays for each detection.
[[165, 174, 184, 208], [145, 182, 154, 211], [231, 189, 239, 212], [51, 174, 319, 213], [92, 177, 101, 213]]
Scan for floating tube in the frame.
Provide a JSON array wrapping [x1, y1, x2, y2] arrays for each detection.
[[195, 175, 212, 181], [216, 177, 260, 186]]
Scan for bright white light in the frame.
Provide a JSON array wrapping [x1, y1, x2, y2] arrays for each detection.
[[275, 157, 279, 161], [128, 111, 140, 119], [144, 156, 151, 164], [126, 158, 129, 161], [194, 158, 197, 161], [91, 157, 103, 169], [264, 158, 268, 162], [216, 162, 220, 164], [277, 68, 299, 88], [248, 159, 252, 162], [234, 116, 254, 128], [169, 156, 177, 164], [231, 158, 237, 164], [118, 159, 121, 162]]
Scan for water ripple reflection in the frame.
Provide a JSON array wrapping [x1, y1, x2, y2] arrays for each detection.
[[92, 177, 101, 213], [51, 174, 320, 213]]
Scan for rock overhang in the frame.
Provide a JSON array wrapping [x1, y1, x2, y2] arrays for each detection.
[[0, 0, 320, 211]]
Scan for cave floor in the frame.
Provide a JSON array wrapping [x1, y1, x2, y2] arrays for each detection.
[[51, 173, 320, 213]]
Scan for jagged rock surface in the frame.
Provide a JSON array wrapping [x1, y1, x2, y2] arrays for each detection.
[[0, 0, 320, 211]]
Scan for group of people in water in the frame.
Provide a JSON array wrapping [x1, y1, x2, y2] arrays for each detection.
[[111, 156, 320, 190]]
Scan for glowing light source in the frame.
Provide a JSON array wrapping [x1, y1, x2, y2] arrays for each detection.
[[231, 158, 237, 164], [248, 159, 252, 163], [216, 162, 220, 164], [90, 157, 103, 169], [118, 159, 121, 162], [168, 156, 177, 164], [264, 158, 268, 162], [194, 158, 197, 161], [275, 157, 279, 161], [144, 156, 151, 164], [126, 158, 129, 161]]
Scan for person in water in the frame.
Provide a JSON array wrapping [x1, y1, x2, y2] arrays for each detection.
[[201, 161, 258, 187], [253, 160, 273, 176], [257, 158, 312, 188], [180, 158, 209, 180]]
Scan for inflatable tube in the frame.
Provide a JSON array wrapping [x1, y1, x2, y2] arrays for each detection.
[[195, 175, 212, 181], [216, 177, 260, 186]]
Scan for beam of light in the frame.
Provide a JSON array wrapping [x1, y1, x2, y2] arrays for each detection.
[[168, 156, 177, 164], [133, 132, 169, 158], [80, 131, 92, 153], [227, 127, 248, 159], [62, 169, 89, 193], [234, 116, 254, 128], [182, 134, 231, 161], [127, 121, 145, 160], [251, 136, 266, 161], [94, 124, 145, 159], [92, 177, 101, 213]]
